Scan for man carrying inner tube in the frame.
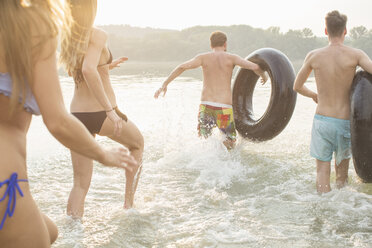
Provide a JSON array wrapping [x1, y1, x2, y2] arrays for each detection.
[[293, 10, 372, 193], [154, 31, 267, 149]]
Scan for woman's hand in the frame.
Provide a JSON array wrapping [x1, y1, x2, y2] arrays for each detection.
[[106, 109, 123, 136], [101, 146, 138, 172], [109, 57, 128, 70]]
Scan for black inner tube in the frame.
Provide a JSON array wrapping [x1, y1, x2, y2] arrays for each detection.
[[232, 48, 297, 141], [350, 71, 372, 183]]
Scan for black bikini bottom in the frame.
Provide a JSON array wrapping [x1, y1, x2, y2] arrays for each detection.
[[72, 108, 128, 134]]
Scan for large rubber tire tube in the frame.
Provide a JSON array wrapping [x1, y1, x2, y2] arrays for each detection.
[[232, 48, 297, 141], [350, 71, 372, 183]]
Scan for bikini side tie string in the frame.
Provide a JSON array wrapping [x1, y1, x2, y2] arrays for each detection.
[[0, 173, 28, 230]]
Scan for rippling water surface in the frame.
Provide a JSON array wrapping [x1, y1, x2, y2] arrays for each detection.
[[27, 75, 372, 248]]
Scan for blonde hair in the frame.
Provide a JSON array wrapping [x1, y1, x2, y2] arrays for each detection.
[[0, 0, 64, 115], [59, 0, 97, 84]]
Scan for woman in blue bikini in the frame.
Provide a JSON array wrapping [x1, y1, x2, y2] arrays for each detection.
[[0, 0, 136, 246]]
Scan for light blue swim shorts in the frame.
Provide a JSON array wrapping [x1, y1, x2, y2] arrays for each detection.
[[310, 114, 351, 165]]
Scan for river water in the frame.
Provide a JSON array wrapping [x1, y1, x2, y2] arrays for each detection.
[[26, 75, 371, 248]]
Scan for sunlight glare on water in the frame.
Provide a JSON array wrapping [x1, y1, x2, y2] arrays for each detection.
[[26, 75, 372, 248]]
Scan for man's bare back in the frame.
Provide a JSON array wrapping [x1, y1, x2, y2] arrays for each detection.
[[295, 43, 372, 120], [305, 45, 370, 119], [200, 50, 265, 105], [154, 46, 267, 103]]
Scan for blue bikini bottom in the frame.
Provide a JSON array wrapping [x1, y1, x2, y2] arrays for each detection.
[[0, 173, 28, 230]]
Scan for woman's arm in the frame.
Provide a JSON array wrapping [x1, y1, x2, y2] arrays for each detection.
[[30, 37, 136, 170], [81, 28, 123, 136]]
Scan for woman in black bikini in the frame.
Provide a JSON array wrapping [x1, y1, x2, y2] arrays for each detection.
[[60, 0, 144, 217]]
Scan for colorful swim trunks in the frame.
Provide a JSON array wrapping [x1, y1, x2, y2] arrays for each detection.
[[197, 101, 237, 141], [310, 114, 351, 165]]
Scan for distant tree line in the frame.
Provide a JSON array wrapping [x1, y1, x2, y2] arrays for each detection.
[[103, 24, 372, 64]]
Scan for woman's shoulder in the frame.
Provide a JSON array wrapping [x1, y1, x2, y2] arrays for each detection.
[[91, 27, 108, 43]]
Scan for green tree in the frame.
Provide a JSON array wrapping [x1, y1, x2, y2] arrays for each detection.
[[267, 26, 281, 35], [102, 24, 372, 71], [302, 28, 314, 38], [350, 26, 368, 40]]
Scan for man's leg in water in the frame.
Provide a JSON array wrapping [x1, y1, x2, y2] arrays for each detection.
[[316, 159, 331, 193], [335, 159, 350, 188], [223, 138, 236, 150]]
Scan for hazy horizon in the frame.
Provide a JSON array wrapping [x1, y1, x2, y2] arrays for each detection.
[[95, 0, 372, 37]]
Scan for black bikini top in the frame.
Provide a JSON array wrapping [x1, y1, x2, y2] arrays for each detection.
[[97, 48, 113, 67]]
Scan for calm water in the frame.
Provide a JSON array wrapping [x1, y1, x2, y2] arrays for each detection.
[[26, 75, 372, 248]]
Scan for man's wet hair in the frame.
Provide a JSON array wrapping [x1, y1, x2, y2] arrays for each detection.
[[210, 31, 227, 48], [325, 10, 347, 37]]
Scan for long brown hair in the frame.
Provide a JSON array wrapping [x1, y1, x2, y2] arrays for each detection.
[[0, 0, 64, 115], [59, 0, 97, 84]]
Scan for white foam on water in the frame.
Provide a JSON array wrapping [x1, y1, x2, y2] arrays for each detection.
[[25, 75, 372, 248]]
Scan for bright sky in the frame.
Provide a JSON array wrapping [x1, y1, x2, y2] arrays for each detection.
[[95, 0, 372, 36]]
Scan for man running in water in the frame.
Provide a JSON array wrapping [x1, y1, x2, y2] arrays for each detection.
[[154, 31, 267, 149]]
